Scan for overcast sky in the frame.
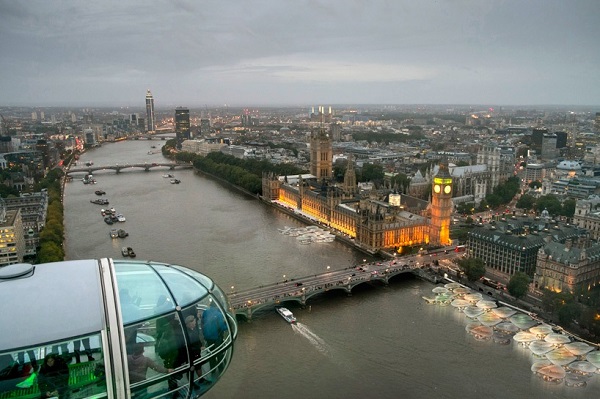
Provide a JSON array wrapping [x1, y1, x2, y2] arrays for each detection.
[[1, 0, 599, 108]]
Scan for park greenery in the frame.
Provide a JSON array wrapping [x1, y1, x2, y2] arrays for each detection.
[[516, 194, 575, 218], [35, 168, 65, 263], [170, 147, 306, 195], [456, 176, 520, 215], [541, 288, 600, 337]]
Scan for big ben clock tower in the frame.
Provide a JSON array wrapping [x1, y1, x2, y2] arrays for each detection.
[[430, 161, 453, 246]]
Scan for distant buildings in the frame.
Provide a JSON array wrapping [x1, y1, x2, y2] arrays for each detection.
[[145, 89, 155, 132], [180, 138, 225, 156], [309, 106, 333, 123], [200, 118, 211, 135]]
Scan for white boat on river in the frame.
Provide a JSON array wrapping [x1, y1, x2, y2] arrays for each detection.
[[276, 307, 296, 323]]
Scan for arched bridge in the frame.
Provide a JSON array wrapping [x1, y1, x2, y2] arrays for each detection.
[[228, 260, 440, 321], [65, 162, 193, 176]]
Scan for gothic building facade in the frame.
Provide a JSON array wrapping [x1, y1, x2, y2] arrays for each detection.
[[409, 145, 514, 206], [262, 161, 453, 253], [309, 127, 332, 181]]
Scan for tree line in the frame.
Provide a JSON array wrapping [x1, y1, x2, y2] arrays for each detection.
[[35, 168, 65, 263]]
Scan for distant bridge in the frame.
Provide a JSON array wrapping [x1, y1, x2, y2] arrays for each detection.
[[65, 162, 193, 176]]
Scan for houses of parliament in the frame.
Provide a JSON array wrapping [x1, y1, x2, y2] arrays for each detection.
[[262, 127, 453, 254]]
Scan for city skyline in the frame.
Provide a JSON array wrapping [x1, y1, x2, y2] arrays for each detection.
[[0, 0, 599, 108]]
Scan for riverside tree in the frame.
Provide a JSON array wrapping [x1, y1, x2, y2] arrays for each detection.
[[507, 272, 530, 299], [456, 257, 486, 282]]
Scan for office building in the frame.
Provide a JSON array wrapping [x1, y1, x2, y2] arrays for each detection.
[[541, 134, 558, 160], [330, 123, 342, 142], [531, 127, 548, 154], [0, 207, 25, 267], [525, 163, 544, 183], [145, 89, 155, 132], [175, 107, 191, 142], [200, 118, 211, 135], [467, 211, 583, 278], [4, 191, 48, 258]]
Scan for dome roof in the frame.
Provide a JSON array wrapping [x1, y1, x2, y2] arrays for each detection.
[[556, 160, 581, 170]]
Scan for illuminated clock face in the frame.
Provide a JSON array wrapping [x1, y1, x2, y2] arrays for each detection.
[[433, 184, 441, 193], [444, 185, 452, 194]]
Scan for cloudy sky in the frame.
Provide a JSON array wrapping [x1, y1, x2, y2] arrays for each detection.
[[1, 0, 598, 108]]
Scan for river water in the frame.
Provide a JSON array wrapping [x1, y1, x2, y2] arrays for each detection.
[[63, 140, 598, 399]]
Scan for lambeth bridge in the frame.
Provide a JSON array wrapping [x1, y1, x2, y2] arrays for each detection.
[[228, 257, 446, 321], [65, 162, 193, 176]]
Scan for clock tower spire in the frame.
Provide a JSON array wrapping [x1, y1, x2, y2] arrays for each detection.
[[430, 160, 453, 246]]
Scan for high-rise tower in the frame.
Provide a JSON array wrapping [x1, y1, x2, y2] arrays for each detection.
[[145, 89, 155, 132], [430, 160, 453, 246], [175, 107, 191, 142]]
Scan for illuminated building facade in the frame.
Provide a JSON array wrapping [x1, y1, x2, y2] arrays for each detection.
[[0, 258, 237, 398], [262, 172, 433, 253], [0, 208, 25, 266], [145, 89, 155, 133], [535, 239, 600, 294], [429, 162, 453, 246]]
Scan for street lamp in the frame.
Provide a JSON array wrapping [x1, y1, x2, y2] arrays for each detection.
[[326, 265, 330, 271]]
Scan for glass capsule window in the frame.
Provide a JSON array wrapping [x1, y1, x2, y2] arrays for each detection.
[[1, 259, 236, 399], [0, 332, 107, 399]]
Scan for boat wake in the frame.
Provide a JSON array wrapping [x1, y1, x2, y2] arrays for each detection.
[[292, 322, 331, 356]]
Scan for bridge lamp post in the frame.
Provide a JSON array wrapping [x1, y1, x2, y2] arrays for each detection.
[[326, 266, 330, 271], [231, 285, 235, 295]]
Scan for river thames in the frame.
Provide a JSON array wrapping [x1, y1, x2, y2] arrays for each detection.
[[63, 140, 598, 399]]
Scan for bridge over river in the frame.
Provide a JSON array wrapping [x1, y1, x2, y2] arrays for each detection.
[[228, 254, 456, 321], [65, 162, 193, 176]]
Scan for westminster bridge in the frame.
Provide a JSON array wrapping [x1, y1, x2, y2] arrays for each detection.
[[228, 256, 450, 321], [65, 162, 193, 176]]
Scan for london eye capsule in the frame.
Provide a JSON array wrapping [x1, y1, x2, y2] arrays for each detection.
[[0, 259, 237, 398]]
